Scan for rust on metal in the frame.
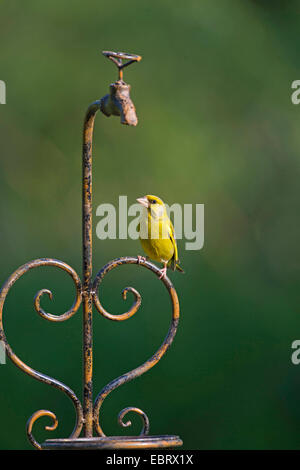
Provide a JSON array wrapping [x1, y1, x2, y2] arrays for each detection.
[[100, 81, 139, 126], [100, 50, 141, 126], [82, 100, 101, 437], [102, 50, 142, 81], [27, 410, 58, 450], [0, 50, 183, 450], [0, 259, 84, 449], [41, 434, 183, 450], [118, 407, 150, 436], [92, 256, 180, 438]]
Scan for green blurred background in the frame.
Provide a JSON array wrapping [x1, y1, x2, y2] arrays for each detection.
[[1, 0, 300, 450]]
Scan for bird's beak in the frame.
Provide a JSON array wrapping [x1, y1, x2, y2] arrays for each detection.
[[136, 196, 149, 208]]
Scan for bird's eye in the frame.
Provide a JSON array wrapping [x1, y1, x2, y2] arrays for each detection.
[[150, 200, 156, 204]]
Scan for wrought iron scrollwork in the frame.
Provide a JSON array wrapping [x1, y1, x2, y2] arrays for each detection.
[[92, 256, 180, 437], [118, 407, 150, 436], [0, 255, 180, 447], [26, 410, 58, 450], [0, 258, 84, 449]]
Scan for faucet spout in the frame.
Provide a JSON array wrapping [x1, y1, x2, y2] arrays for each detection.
[[100, 80, 138, 126]]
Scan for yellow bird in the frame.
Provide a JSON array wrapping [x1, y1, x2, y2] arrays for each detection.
[[136, 195, 184, 279]]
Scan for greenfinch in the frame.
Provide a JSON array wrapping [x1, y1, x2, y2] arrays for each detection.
[[136, 195, 184, 279]]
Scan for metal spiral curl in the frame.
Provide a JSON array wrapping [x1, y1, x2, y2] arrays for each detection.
[[0, 258, 84, 449], [26, 410, 58, 450], [34, 263, 82, 322], [118, 407, 150, 436], [92, 256, 180, 437], [92, 258, 142, 321]]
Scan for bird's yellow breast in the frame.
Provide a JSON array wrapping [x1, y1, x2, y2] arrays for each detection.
[[139, 214, 174, 263], [140, 236, 174, 263]]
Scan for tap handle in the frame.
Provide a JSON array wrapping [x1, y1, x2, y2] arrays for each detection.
[[102, 51, 142, 80]]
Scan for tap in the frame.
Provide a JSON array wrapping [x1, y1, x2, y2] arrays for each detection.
[[100, 80, 138, 126], [99, 51, 141, 127]]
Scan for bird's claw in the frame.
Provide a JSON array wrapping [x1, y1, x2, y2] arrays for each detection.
[[158, 267, 167, 280], [137, 255, 147, 264]]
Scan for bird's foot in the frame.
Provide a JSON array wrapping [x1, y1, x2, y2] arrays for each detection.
[[137, 255, 147, 264], [158, 266, 167, 279]]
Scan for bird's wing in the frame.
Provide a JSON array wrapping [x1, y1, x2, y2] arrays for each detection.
[[168, 219, 179, 263]]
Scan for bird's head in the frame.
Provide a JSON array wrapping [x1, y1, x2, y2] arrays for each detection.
[[136, 195, 167, 218]]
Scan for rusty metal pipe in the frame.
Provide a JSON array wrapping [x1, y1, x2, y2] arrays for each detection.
[[82, 100, 101, 437], [81, 53, 142, 434]]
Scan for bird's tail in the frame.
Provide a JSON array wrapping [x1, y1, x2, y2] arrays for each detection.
[[175, 263, 185, 273], [168, 258, 185, 273]]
